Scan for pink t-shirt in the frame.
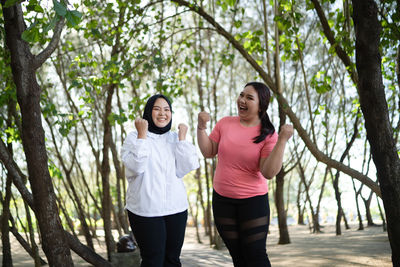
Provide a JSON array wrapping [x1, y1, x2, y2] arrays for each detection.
[[209, 116, 278, 199]]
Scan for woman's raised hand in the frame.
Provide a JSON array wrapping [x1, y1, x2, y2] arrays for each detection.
[[135, 118, 148, 139], [178, 123, 188, 141], [279, 124, 294, 142], [198, 111, 210, 130]]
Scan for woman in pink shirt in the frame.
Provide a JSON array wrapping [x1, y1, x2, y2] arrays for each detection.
[[197, 82, 293, 267]]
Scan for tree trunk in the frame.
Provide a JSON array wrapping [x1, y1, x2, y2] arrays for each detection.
[[275, 169, 290, 244], [332, 171, 342, 235], [101, 85, 116, 259], [298, 163, 320, 233], [332, 115, 360, 235], [315, 167, 329, 233], [342, 208, 350, 230], [296, 181, 305, 225], [1, 175, 13, 267], [352, 180, 364, 231], [204, 159, 214, 245], [24, 201, 42, 267], [376, 195, 387, 232], [1, 2, 73, 266], [273, 0, 291, 244], [362, 192, 375, 226], [1, 106, 14, 267], [110, 137, 129, 234], [352, 1, 400, 264]]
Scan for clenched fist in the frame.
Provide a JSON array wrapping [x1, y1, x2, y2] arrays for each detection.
[[279, 124, 294, 142], [178, 123, 188, 141], [135, 118, 148, 139], [198, 111, 210, 130]]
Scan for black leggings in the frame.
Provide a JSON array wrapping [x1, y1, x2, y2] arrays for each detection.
[[212, 190, 271, 267], [127, 210, 187, 267]]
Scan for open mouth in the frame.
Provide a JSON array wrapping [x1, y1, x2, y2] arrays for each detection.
[[239, 105, 248, 111], [156, 117, 169, 123]]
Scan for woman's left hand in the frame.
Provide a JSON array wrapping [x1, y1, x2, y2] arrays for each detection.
[[279, 124, 294, 142], [178, 123, 188, 141]]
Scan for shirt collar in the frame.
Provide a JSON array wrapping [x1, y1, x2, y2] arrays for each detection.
[[147, 131, 169, 139]]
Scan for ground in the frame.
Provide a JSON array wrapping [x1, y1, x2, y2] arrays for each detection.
[[1, 223, 392, 266]]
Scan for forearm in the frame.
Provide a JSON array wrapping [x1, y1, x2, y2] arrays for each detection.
[[121, 133, 149, 176], [121, 149, 148, 176], [197, 129, 216, 158], [175, 141, 200, 177], [260, 138, 288, 179]]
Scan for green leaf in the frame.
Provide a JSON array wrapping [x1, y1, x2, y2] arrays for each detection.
[[65, 10, 83, 27], [21, 27, 40, 43], [234, 20, 242, 28], [59, 127, 69, 137], [34, 4, 44, 12], [244, 40, 251, 49], [48, 164, 63, 179], [5, 127, 20, 143], [154, 56, 163, 65], [226, 0, 236, 7], [26, 0, 44, 13], [43, 16, 58, 33], [53, 0, 67, 17], [216, 0, 228, 11]]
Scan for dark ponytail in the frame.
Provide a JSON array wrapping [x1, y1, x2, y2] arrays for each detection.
[[244, 82, 275, 143], [254, 113, 275, 143]]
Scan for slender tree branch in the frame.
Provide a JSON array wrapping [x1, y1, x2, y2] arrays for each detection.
[[310, 0, 358, 85], [0, 138, 34, 206], [33, 17, 65, 69]]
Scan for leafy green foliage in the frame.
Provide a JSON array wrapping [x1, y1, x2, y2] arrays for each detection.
[[53, 0, 67, 17], [311, 71, 332, 94], [20, 0, 82, 43], [57, 113, 78, 137], [21, 21, 40, 43], [235, 30, 264, 55], [215, 0, 236, 12], [48, 162, 63, 180]]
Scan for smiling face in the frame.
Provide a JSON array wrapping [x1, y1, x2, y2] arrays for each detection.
[[237, 85, 260, 123], [152, 97, 172, 128]]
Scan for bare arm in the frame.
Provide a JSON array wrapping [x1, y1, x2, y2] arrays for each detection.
[[197, 128, 218, 158], [259, 124, 293, 179], [197, 111, 218, 158]]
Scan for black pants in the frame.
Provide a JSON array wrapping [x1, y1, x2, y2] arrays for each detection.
[[127, 210, 188, 267], [212, 190, 271, 267]]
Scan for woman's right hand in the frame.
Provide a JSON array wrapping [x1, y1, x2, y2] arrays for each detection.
[[197, 111, 218, 158], [135, 118, 148, 139], [198, 111, 210, 130]]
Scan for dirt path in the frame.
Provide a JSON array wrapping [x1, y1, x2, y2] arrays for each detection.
[[182, 224, 391, 267], [1, 224, 391, 266]]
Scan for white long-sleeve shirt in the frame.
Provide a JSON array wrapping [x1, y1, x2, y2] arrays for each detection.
[[121, 130, 199, 217]]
